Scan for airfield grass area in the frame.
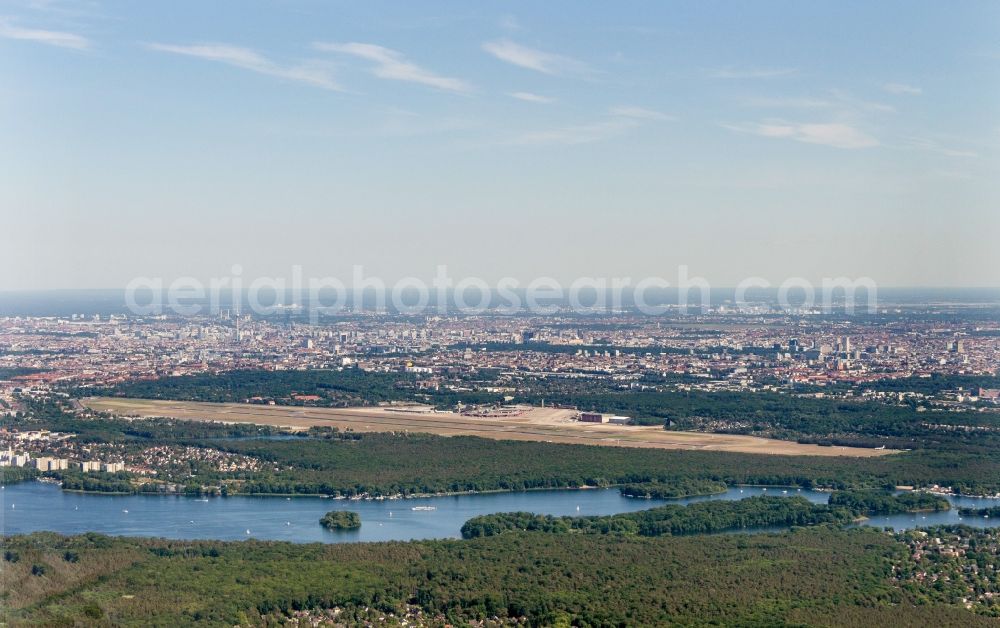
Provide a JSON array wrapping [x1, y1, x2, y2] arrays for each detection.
[[83, 397, 895, 457]]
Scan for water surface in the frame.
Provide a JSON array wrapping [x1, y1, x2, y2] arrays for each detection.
[[1, 482, 996, 543]]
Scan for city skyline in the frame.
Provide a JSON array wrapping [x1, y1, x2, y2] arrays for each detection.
[[2, 0, 999, 290]]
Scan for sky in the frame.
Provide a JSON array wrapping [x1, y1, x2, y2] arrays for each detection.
[[1, 0, 999, 290]]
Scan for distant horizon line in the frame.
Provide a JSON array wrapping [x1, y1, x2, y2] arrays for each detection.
[[2, 286, 999, 293]]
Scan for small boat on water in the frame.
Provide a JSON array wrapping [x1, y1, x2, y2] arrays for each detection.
[[122, 509, 128, 514], [411, 506, 436, 511], [246, 529, 251, 535]]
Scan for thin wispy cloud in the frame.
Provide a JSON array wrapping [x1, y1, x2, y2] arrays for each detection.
[[708, 66, 797, 79], [482, 39, 590, 76], [826, 89, 895, 114], [499, 15, 522, 31], [722, 120, 879, 149], [742, 97, 836, 109], [378, 108, 482, 137], [509, 91, 554, 104], [902, 136, 978, 158], [507, 117, 640, 146], [146, 43, 340, 90], [933, 170, 974, 180], [609, 105, 674, 121], [745, 90, 895, 115], [935, 148, 977, 158], [883, 82, 922, 95], [0, 18, 89, 49], [314, 42, 470, 93], [506, 106, 671, 147]]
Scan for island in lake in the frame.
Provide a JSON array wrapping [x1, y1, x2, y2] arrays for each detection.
[[320, 510, 361, 530]]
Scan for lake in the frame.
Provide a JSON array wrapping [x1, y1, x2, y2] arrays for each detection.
[[2, 482, 998, 543]]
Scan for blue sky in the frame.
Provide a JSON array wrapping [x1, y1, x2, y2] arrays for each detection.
[[1, 0, 998, 289]]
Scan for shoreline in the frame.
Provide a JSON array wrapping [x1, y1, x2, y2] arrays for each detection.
[[34, 478, 1000, 501], [32, 480, 620, 501], [24, 479, 793, 501]]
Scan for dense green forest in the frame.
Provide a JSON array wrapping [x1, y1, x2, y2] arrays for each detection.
[[2, 528, 990, 626], [100, 369, 414, 407], [149, 434, 1000, 497], [1, 466, 38, 484], [0, 367, 47, 379], [857, 374, 1000, 395], [828, 489, 951, 515], [618, 479, 727, 499], [461, 491, 946, 539], [12, 398, 1000, 497], [319, 511, 361, 530], [461, 496, 856, 538], [87, 430, 1000, 498], [54, 471, 137, 494], [958, 506, 1000, 518]]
